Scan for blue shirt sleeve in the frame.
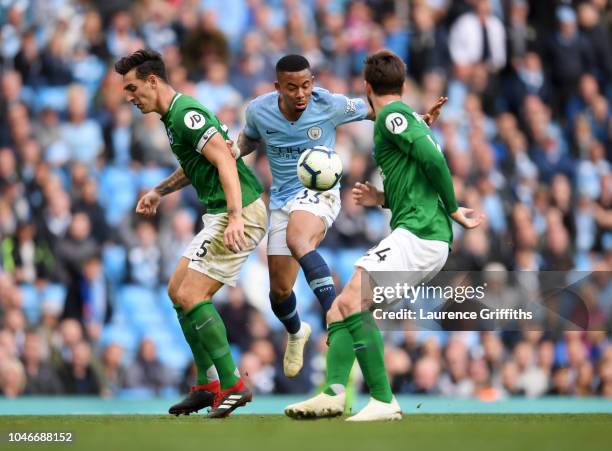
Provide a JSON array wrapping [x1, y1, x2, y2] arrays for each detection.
[[330, 94, 368, 126], [243, 101, 261, 139]]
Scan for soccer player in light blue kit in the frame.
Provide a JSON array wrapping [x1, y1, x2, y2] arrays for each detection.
[[234, 55, 445, 378]]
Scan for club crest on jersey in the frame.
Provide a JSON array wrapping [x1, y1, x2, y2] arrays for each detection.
[[385, 113, 408, 134], [184, 111, 206, 130], [345, 99, 357, 114], [307, 126, 322, 140]]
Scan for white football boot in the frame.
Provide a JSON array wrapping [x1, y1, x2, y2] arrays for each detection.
[[285, 391, 346, 419], [283, 322, 312, 377], [345, 396, 402, 422]]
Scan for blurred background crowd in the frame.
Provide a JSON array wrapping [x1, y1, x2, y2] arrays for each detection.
[[0, 0, 611, 401]]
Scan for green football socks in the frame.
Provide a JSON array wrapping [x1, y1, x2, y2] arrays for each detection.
[[344, 311, 393, 403], [323, 321, 356, 396], [173, 305, 216, 385], [186, 301, 239, 389]]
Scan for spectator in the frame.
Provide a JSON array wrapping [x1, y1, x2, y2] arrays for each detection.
[[544, 6, 594, 116], [125, 338, 174, 395], [505, 0, 536, 65], [470, 357, 500, 401], [218, 286, 257, 351], [499, 360, 524, 396], [513, 341, 549, 397], [194, 61, 242, 114], [21, 332, 63, 395], [504, 52, 552, 115], [63, 255, 113, 341], [72, 178, 111, 245], [53, 319, 84, 366], [126, 220, 161, 288], [385, 346, 412, 394], [240, 351, 275, 394], [0, 358, 26, 398], [409, 3, 450, 84], [57, 340, 102, 395], [1, 221, 55, 284], [449, 0, 506, 74], [100, 342, 128, 398], [55, 212, 99, 287], [39, 32, 73, 86], [159, 209, 196, 283], [439, 339, 473, 397], [408, 357, 441, 394], [576, 2, 612, 87], [59, 85, 104, 167]]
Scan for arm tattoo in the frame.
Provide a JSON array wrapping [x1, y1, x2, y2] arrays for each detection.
[[237, 132, 262, 157], [153, 167, 190, 196]]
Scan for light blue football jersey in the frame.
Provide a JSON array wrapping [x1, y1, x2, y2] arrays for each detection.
[[244, 87, 368, 209]]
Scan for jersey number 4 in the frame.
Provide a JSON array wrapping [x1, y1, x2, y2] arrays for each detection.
[[366, 247, 391, 262]]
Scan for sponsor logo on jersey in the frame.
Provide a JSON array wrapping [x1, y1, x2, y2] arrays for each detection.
[[184, 110, 206, 130], [268, 145, 305, 160], [385, 113, 408, 134], [165, 127, 174, 145], [307, 126, 322, 140]]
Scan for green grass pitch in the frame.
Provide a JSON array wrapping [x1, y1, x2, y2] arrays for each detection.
[[2, 414, 611, 451]]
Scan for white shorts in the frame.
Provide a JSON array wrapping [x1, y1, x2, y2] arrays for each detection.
[[355, 228, 449, 294], [183, 198, 268, 286], [267, 188, 341, 256]]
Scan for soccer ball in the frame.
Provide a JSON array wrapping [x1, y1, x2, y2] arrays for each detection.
[[297, 146, 343, 191]]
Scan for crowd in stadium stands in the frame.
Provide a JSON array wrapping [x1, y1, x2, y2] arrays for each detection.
[[0, 0, 611, 400]]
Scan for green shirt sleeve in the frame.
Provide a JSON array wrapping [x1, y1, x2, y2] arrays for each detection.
[[175, 108, 218, 153], [410, 135, 459, 214], [379, 110, 458, 215]]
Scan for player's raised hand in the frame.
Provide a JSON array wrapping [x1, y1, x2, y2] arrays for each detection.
[[224, 215, 247, 253], [136, 190, 161, 216], [352, 181, 384, 207], [422, 96, 448, 126], [450, 207, 485, 229]]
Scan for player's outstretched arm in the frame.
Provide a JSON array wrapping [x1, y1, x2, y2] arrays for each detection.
[[366, 96, 447, 124], [422, 96, 448, 126], [136, 167, 190, 216], [352, 181, 385, 207], [411, 135, 485, 229], [202, 132, 247, 253]]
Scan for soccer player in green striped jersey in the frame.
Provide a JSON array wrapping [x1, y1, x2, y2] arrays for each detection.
[[285, 50, 484, 421], [115, 49, 266, 418]]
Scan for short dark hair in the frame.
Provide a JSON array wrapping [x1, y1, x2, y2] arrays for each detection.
[[275, 54, 310, 74], [363, 50, 406, 95], [114, 49, 168, 82]]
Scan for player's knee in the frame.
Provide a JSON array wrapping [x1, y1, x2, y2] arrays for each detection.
[[326, 302, 343, 325], [167, 284, 180, 305], [269, 286, 292, 303], [336, 292, 359, 318], [174, 285, 199, 311], [286, 235, 313, 260]]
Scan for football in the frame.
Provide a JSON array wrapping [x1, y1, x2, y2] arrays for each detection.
[[296, 145, 343, 191]]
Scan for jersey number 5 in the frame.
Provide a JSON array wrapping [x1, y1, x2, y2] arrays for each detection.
[[194, 239, 212, 259]]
